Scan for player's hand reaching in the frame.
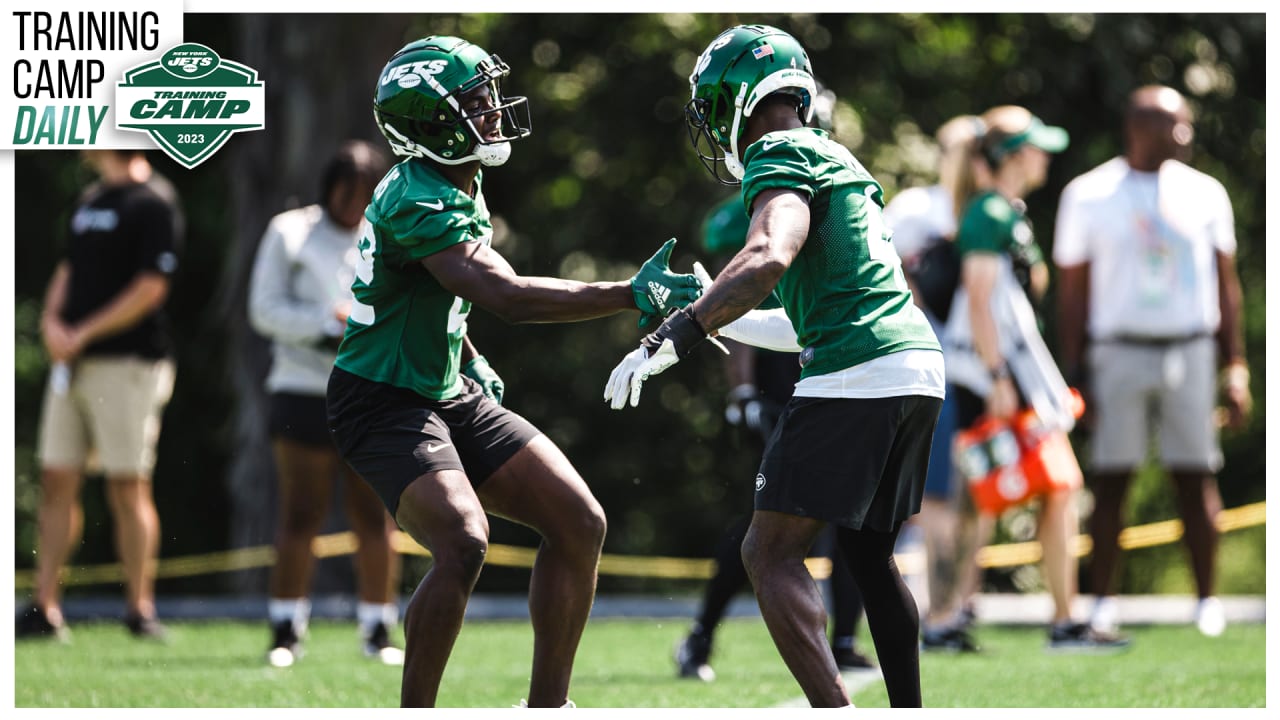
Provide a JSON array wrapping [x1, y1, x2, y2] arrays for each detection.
[[631, 238, 704, 328], [463, 355, 505, 404], [605, 306, 723, 409]]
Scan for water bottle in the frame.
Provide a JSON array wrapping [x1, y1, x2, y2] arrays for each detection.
[[51, 362, 70, 396]]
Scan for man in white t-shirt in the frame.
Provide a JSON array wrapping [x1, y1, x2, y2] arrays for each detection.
[[1053, 85, 1251, 638]]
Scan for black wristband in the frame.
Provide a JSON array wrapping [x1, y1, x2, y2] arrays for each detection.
[[988, 362, 1011, 381], [642, 306, 706, 359]]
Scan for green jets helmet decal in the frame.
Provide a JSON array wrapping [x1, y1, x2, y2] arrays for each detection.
[[373, 36, 532, 167], [115, 43, 264, 169], [686, 25, 816, 184]]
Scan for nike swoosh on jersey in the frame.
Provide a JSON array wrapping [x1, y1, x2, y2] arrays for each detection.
[[417, 200, 445, 211], [425, 442, 452, 453], [759, 138, 786, 152]]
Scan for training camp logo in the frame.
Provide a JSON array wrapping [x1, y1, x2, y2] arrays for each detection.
[[116, 43, 264, 169]]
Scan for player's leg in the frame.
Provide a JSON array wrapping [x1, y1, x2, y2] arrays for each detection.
[[326, 367, 488, 706], [395, 469, 491, 707], [677, 515, 752, 680], [836, 524, 919, 706], [342, 463, 404, 660], [742, 510, 846, 706], [827, 535, 874, 669], [478, 435, 607, 708]]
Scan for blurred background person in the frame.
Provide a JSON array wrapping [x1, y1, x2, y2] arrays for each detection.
[[883, 114, 987, 652], [1053, 85, 1251, 638], [675, 187, 874, 683], [248, 140, 404, 667], [17, 149, 183, 641], [942, 106, 1127, 651]]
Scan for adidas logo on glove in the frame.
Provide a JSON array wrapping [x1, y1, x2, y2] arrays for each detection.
[[647, 280, 671, 308]]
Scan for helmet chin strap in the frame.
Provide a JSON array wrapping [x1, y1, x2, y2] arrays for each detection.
[[724, 82, 749, 180]]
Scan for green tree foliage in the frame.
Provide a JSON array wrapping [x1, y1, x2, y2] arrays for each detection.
[[13, 14, 1264, 596]]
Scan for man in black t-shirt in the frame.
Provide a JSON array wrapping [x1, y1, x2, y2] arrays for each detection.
[[17, 150, 183, 642]]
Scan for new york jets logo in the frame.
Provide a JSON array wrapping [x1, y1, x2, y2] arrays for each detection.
[[755, 473, 767, 492], [647, 281, 671, 308], [116, 43, 265, 169]]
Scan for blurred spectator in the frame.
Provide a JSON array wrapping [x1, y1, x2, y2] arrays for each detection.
[[882, 114, 987, 652], [942, 106, 1128, 651], [248, 140, 404, 667], [17, 150, 182, 641], [674, 193, 874, 683], [1053, 85, 1251, 638]]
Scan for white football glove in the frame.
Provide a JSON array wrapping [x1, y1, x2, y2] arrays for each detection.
[[604, 338, 682, 409], [692, 261, 714, 290]]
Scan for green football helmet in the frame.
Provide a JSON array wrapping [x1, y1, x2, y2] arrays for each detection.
[[373, 36, 531, 166], [686, 25, 816, 184]]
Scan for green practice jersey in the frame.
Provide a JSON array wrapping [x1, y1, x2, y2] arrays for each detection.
[[334, 158, 492, 400], [740, 128, 939, 378]]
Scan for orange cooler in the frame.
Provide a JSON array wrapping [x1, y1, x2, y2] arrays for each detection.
[[955, 408, 1083, 515]]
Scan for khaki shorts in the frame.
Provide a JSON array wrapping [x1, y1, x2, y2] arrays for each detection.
[[1087, 336, 1221, 473], [37, 356, 176, 477]]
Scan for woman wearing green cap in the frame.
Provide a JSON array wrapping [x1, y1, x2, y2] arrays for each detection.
[[943, 105, 1130, 652]]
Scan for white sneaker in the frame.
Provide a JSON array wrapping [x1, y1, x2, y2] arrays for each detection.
[[1195, 596, 1226, 637], [362, 622, 405, 665], [1090, 596, 1119, 633], [515, 700, 576, 707]]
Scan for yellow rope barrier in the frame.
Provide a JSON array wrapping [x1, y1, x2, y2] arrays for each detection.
[[13, 501, 1266, 589]]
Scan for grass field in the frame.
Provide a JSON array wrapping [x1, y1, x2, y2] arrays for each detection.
[[13, 616, 1265, 708]]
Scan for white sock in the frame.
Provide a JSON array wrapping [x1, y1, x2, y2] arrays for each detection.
[[269, 597, 311, 635], [357, 602, 398, 636]]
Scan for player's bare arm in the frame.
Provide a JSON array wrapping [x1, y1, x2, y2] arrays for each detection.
[[692, 188, 809, 331], [422, 239, 633, 324]]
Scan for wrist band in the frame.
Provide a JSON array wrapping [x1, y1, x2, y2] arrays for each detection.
[[988, 363, 1011, 381]]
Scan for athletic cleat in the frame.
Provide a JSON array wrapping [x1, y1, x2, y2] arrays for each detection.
[[1047, 622, 1131, 653], [674, 633, 716, 682], [920, 625, 980, 653], [15, 604, 70, 642], [267, 620, 303, 667], [1195, 596, 1226, 637], [124, 613, 169, 642], [362, 622, 405, 665], [832, 645, 877, 670]]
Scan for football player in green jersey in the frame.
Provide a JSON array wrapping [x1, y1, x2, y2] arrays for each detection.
[[605, 25, 944, 707], [327, 36, 702, 708]]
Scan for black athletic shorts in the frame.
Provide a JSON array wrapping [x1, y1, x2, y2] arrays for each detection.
[[326, 366, 541, 517], [755, 394, 943, 532], [268, 392, 334, 448]]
